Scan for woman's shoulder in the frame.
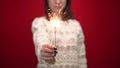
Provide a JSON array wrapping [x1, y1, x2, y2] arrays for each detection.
[[68, 19, 83, 32], [32, 16, 48, 26], [68, 19, 81, 26], [31, 16, 48, 31]]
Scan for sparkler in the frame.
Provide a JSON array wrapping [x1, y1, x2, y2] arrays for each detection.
[[49, 8, 62, 46], [46, 10, 62, 65]]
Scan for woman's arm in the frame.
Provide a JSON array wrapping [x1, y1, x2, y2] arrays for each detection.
[[76, 22, 87, 68], [31, 17, 50, 61]]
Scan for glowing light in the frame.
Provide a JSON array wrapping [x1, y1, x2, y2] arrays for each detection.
[[49, 13, 61, 28]]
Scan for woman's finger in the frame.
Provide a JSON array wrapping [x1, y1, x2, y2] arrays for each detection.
[[42, 44, 57, 50], [42, 56, 54, 60], [41, 47, 54, 53], [41, 52, 54, 57]]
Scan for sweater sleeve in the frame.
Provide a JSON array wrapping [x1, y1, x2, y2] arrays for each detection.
[[76, 22, 87, 68], [31, 17, 50, 61]]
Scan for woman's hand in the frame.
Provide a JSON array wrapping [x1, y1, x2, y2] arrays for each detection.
[[40, 44, 57, 61]]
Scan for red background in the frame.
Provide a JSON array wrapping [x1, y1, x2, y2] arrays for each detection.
[[0, 0, 120, 68]]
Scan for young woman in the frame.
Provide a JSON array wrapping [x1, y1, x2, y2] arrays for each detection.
[[32, 0, 87, 68]]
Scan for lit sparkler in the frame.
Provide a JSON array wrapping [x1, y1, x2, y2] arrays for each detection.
[[48, 9, 62, 46]]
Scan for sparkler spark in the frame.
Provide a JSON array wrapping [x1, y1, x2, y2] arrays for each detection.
[[48, 7, 63, 27], [49, 13, 61, 27]]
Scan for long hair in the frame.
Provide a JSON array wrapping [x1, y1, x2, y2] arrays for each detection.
[[44, 0, 74, 21]]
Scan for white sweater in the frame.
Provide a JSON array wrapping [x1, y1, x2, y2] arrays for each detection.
[[31, 16, 87, 68]]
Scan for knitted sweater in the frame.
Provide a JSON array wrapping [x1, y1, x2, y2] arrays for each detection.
[[31, 16, 87, 68]]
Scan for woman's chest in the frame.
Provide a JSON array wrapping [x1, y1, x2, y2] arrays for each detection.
[[46, 23, 78, 46]]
